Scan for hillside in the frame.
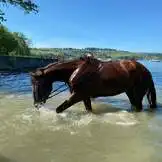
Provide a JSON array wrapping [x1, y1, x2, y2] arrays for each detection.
[[30, 47, 162, 60]]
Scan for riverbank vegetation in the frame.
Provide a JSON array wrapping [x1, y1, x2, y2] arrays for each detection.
[[0, 25, 32, 56], [1, 24, 162, 61], [30, 47, 162, 61], [0, 0, 38, 57]]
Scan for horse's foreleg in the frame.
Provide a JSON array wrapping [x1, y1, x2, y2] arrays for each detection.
[[83, 98, 92, 112], [67, 83, 73, 94], [56, 93, 83, 113]]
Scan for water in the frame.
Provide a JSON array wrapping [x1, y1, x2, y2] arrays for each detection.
[[0, 60, 162, 162]]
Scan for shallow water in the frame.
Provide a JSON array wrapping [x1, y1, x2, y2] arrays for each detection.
[[0, 60, 162, 162]]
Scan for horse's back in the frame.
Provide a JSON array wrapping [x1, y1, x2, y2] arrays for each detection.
[[101, 59, 150, 76], [99, 60, 135, 78]]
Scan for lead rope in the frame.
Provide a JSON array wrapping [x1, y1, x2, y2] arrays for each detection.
[[48, 83, 69, 99], [50, 84, 65, 94]]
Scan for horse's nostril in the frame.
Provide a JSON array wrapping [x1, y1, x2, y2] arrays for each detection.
[[40, 102, 44, 106], [34, 102, 44, 109], [34, 103, 40, 110], [43, 100, 46, 104]]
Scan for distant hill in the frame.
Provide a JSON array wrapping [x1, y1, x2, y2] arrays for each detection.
[[30, 47, 162, 60]]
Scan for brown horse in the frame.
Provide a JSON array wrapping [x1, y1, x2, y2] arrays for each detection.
[[30, 56, 157, 113], [30, 56, 90, 109]]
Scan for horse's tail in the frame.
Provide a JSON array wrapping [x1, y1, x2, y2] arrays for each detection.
[[147, 75, 157, 109]]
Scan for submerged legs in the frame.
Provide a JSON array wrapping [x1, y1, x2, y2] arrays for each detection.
[[83, 98, 92, 112], [56, 93, 83, 113], [126, 87, 145, 112], [56, 93, 93, 113]]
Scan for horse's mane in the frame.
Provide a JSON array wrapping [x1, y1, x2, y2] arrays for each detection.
[[36, 58, 78, 71], [36, 57, 83, 75], [40, 55, 98, 70], [34, 54, 99, 75]]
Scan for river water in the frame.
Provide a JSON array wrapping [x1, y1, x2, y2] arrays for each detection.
[[0, 60, 162, 162]]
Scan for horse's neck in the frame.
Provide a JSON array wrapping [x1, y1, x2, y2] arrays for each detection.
[[48, 68, 74, 83], [44, 59, 83, 83]]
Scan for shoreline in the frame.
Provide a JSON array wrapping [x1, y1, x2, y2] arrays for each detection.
[[0, 55, 58, 73]]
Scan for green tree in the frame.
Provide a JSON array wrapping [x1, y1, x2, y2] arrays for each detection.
[[0, 25, 17, 54], [0, 25, 32, 56], [0, 0, 38, 23], [12, 32, 31, 55]]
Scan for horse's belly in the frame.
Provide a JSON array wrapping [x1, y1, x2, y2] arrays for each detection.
[[71, 74, 131, 97], [90, 86, 126, 97]]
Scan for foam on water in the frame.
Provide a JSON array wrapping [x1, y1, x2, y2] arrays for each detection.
[[5, 94, 15, 99], [0, 92, 140, 137], [14, 103, 139, 137], [101, 110, 138, 126]]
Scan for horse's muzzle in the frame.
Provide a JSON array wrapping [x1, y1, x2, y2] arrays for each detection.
[[34, 102, 45, 109], [34, 103, 39, 109]]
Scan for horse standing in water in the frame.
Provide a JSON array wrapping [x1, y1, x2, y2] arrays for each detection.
[[30, 56, 157, 113]]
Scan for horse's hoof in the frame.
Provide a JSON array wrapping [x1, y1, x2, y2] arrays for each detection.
[[56, 109, 61, 113], [56, 108, 63, 113], [150, 104, 157, 109]]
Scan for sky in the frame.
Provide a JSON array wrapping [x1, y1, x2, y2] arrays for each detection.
[[2, 0, 162, 52]]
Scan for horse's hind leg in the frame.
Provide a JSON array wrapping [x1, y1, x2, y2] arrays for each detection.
[[126, 90, 135, 111], [146, 81, 157, 109], [83, 98, 92, 112], [147, 91, 152, 107], [126, 88, 144, 112], [126, 90, 139, 111], [56, 93, 83, 113]]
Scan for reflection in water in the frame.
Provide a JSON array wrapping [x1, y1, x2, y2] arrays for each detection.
[[0, 61, 162, 162]]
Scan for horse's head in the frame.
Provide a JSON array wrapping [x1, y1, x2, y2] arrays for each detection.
[[30, 59, 83, 108], [30, 55, 96, 109], [30, 68, 53, 109]]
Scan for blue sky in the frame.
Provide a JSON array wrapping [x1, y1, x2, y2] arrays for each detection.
[[2, 0, 162, 52]]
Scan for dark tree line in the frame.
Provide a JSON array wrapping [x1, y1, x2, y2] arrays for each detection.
[[0, 0, 38, 56], [0, 25, 31, 55]]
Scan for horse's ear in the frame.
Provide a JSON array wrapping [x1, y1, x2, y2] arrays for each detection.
[[35, 69, 43, 76], [29, 72, 36, 76], [80, 56, 84, 60], [30, 69, 44, 77]]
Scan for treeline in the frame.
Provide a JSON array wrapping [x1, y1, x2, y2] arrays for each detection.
[[31, 47, 139, 60], [0, 25, 31, 56], [31, 47, 162, 61]]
